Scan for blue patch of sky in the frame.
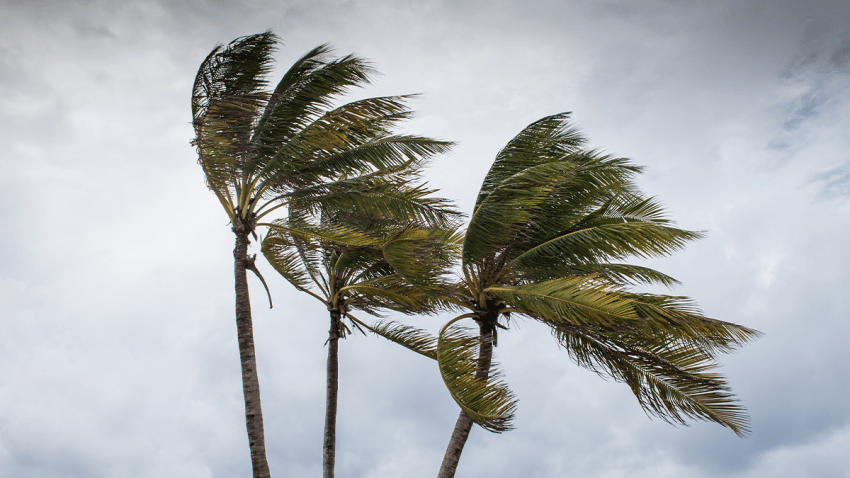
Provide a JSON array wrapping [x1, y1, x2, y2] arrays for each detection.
[[813, 163, 850, 199]]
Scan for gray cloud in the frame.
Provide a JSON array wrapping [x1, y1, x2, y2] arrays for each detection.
[[2, 0, 850, 477]]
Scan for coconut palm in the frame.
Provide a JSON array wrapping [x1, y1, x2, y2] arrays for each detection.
[[191, 31, 451, 478], [371, 113, 760, 478], [262, 173, 460, 478]]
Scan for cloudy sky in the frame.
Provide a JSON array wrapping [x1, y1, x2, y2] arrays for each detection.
[[2, 1, 849, 477]]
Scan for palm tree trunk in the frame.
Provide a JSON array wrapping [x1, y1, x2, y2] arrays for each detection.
[[437, 323, 495, 478], [323, 309, 342, 478], [234, 231, 272, 478]]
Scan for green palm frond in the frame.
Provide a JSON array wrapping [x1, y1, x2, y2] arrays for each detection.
[[463, 160, 583, 264], [625, 293, 761, 356], [512, 195, 703, 270], [348, 318, 438, 360], [330, 250, 383, 275], [285, 176, 460, 228], [516, 154, 644, 241], [556, 326, 751, 436], [256, 96, 446, 183], [250, 44, 376, 160], [265, 216, 382, 249], [485, 277, 637, 328], [518, 262, 681, 287], [474, 113, 585, 210], [437, 320, 518, 433], [192, 31, 277, 121], [193, 93, 269, 201], [383, 225, 460, 291], [342, 280, 432, 314], [191, 32, 278, 207], [262, 235, 314, 292]]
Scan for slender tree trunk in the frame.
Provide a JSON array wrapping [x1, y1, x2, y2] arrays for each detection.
[[323, 309, 342, 478], [437, 322, 495, 478], [234, 231, 272, 478]]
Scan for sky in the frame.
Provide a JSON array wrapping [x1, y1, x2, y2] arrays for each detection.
[[1, 1, 849, 477]]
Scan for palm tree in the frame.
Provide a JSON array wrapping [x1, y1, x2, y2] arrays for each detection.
[[262, 174, 460, 478], [372, 113, 760, 478], [191, 31, 452, 478]]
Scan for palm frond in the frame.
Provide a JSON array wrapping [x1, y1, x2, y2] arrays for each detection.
[[348, 318, 438, 360], [474, 113, 585, 211], [283, 175, 461, 228], [255, 95, 435, 181], [518, 262, 681, 287], [556, 326, 751, 436], [485, 277, 637, 328], [512, 213, 703, 269], [193, 93, 269, 199], [262, 233, 313, 291], [341, 282, 430, 313], [463, 160, 582, 265], [250, 44, 376, 159], [437, 320, 518, 433], [625, 293, 761, 356], [192, 31, 278, 121], [383, 225, 460, 292]]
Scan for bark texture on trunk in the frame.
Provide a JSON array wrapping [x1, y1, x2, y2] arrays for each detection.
[[437, 322, 495, 478], [234, 231, 272, 478], [323, 309, 342, 478]]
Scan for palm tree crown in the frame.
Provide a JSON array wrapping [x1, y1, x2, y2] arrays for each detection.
[[191, 31, 453, 478], [262, 174, 460, 478], [373, 113, 760, 478]]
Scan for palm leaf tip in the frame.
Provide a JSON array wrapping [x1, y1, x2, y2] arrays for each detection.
[[559, 328, 752, 436]]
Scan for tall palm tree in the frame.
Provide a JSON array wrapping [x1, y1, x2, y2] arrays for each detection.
[[372, 113, 760, 478], [262, 174, 460, 478], [191, 31, 451, 478]]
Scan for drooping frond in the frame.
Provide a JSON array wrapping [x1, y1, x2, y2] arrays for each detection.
[[350, 318, 438, 360], [555, 326, 751, 436], [262, 233, 314, 291], [474, 113, 586, 210], [437, 320, 518, 433]]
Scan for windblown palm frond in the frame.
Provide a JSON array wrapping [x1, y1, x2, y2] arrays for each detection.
[[511, 195, 704, 270], [351, 319, 438, 360], [437, 320, 517, 433], [463, 160, 583, 264], [474, 113, 586, 210], [624, 293, 761, 356], [484, 277, 637, 328], [555, 326, 751, 436]]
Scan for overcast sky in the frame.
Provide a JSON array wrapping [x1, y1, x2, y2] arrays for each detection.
[[2, 1, 849, 477]]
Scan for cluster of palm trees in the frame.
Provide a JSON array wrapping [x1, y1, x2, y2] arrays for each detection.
[[191, 31, 759, 478]]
